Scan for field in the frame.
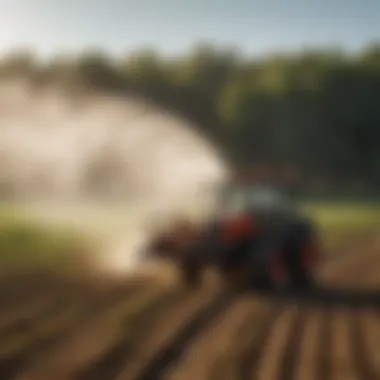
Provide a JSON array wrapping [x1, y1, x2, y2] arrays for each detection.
[[0, 202, 379, 380]]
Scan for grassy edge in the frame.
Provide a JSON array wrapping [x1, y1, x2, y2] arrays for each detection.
[[0, 201, 379, 271]]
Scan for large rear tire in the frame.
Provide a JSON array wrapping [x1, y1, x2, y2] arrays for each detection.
[[283, 220, 318, 290]]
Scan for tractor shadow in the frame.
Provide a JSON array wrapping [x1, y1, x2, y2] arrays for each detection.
[[250, 286, 380, 309]]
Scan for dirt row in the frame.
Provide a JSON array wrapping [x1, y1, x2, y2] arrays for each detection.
[[0, 234, 378, 380]]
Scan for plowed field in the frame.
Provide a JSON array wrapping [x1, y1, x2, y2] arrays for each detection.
[[0, 234, 379, 380]]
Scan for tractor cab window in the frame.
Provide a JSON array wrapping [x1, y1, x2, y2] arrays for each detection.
[[222, 184, 290, 215], [225, 190, 247, 213], [246, 186, 283, 208]]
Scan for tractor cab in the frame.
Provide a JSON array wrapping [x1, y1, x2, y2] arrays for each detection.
[[217, 181, 294, 219]]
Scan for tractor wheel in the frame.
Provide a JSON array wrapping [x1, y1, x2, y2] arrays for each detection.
[[266, 251, 287, 290], [283, 220, 318, 290], [178, 252, 203, 290]]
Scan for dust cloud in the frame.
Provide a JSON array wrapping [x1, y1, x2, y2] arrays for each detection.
[[0, 80, 229, 272]]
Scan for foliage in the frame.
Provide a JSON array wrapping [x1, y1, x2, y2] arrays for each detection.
[[3, 43, 380, 186]]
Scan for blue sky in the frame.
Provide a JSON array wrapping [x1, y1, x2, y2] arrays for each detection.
[[0, 0, 379, 58]]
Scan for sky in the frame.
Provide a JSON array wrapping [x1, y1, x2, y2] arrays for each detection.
[[0, 0, 379, 59]]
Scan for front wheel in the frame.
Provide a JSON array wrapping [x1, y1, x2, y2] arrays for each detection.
[[177, 249, 203, 290]]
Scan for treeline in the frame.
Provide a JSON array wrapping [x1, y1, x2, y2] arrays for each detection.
[[2, 42, 380, 187]]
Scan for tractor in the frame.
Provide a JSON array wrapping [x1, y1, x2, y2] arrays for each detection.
[[142, 178, 320, 292]]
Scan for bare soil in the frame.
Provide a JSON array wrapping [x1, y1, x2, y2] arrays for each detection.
[[0, 234, 379, 380]]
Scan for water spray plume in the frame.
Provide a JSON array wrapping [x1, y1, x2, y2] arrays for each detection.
[[0, 80, 229, 273]]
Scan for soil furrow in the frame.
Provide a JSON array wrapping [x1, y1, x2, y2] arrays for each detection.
[[238, 305, 284, 380], [255, 307, 297, 380], [14, 283, 146, 380], [351, 310, 379, 380], [330, 308, 356, 380], [130, 293, 235, 380], [277, 307, 308, 380], [74, 289, 184, 380], [165, 296, 265, 380], [315, 309, 333, 380], [294, 309, 321, 380]]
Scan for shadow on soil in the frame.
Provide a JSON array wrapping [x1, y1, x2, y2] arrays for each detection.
[[252, 286, 380, 308]]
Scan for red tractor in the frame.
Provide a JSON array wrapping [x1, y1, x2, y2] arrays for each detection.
[[143, 180, 320, 291]]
